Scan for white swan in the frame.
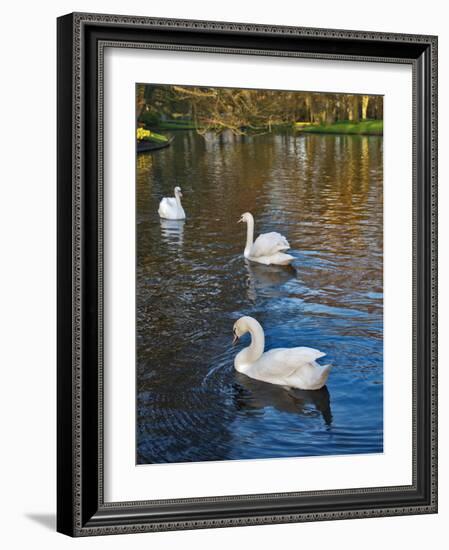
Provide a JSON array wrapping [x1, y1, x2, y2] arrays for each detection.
[[158, 186, 186, 220], [233, 316, 331, 390], [238, 212, 294, 265]]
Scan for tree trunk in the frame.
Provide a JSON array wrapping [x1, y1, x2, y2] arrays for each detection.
[[361, 96, 370, 120], [325, 98, 336, 124], [349, 96, 360, 122], [305, 95, 314, 122]]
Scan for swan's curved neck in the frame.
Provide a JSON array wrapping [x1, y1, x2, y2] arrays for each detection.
[[235, 318, 265, 370], [174, 190, 182, 208], [244, 215, 255, 256]]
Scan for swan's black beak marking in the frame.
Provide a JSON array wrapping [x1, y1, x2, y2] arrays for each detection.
[[232, 329, 239, 345]]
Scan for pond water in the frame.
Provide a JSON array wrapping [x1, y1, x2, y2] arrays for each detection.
[[136, 130, 383, 464]]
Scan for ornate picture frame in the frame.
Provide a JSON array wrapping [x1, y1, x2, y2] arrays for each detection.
[[57, 12, 437, 536]]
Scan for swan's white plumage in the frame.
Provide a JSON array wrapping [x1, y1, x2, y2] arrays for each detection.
[[239, 212, 294, 265], [250, 232, 290, 258], [158, 187, 186, 220], [233, 316, 331, 390]]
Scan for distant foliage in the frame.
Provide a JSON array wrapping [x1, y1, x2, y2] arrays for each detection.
[[137, 84, 383, 136]]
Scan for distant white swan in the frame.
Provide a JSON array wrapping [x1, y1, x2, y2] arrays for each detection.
[[233, 316, 331, 390], [238, 212, 294, 265], [158, 186, 186, 220]]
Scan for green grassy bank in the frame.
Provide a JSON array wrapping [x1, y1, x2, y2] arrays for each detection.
[[297, 120, 383, 136]]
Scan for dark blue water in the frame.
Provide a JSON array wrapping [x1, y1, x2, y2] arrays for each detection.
[[136, 130, 383, 464]]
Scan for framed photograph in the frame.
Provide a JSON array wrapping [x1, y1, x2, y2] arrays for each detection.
[[57, 12, 438, 536]]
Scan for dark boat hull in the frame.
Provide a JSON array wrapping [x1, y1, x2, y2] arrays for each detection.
[[137, 136, 174, 153]]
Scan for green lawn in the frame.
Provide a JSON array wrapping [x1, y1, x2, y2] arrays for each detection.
[[298, 120, 383, 136], [146, 130, 170, 143]]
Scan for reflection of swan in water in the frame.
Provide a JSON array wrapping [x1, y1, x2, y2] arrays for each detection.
[[160, 218, 185, 248], [245, 259, 295, 300], [233, 372, 332, 425]]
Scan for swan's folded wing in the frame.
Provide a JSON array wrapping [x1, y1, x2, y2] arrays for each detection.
[[290, 347, 326, 363], [250, 232, 290, 258], [259, 347, 326, 378], [158, 197, 176, 216], [161, 197, 177, 208]]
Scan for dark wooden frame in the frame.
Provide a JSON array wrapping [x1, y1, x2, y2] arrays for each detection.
[[57, 12, 438, 537]]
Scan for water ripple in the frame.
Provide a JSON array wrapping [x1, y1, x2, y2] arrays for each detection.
[[137, 131, 383, 464]]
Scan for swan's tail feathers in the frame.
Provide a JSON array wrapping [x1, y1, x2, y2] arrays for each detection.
[[319, 364, 332, 385], [276, 253, 295, 266], [158, 198, 168, 218]]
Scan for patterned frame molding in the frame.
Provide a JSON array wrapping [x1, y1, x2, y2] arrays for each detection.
[[57, 12, 437, 537]]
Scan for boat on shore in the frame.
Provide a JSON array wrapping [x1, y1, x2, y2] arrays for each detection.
[[137, 135, 174, 153]]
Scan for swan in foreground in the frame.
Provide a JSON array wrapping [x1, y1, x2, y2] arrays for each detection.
[[233, 316, 331, 390], [158, 186, 186, 220], [238, 212, 294, 265]]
